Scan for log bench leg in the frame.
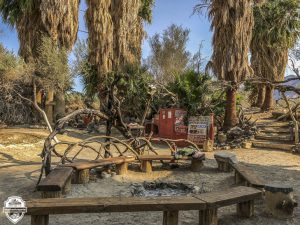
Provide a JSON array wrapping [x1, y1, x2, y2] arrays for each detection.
[[41, 191, 62, 198], [191, 159, 204, 172], [31, 215, 49, 225], [141, 160, 152, 173], [73, 169, 89, 184], [217, 161, 232, 172], [237, 200, 254, 218], [199, 209, 218, 225], [63, 176, 72, 194], [116, 162, 128, 175], [235, 171, 248, 186], [163, 211, 178, 225]]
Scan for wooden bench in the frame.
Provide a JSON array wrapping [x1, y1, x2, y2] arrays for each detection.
[[26, 186, 262, 225], [232, 163, 266, 189], [138, 153, 205, 173], [214, 152, 238, 172], [61, 156, 135, 184], [37, 167, 73, 198]]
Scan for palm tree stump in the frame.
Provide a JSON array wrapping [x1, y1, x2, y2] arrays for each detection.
[[265, 184, 298, 218]]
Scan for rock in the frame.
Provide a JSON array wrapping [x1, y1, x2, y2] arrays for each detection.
[[242, 142, 252, 149], [101, 171, 111, 179], [222, 146, 231, 150], [227, 126, 244, 138], [131, 185, 145, 196], [111, 172, 117, 177], [192, 186, 201, 194], [90, 169, 97, 175], [218, 132, 227, 144]]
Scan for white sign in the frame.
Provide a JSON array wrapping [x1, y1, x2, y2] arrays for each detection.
[[3, 196, 27, 224]]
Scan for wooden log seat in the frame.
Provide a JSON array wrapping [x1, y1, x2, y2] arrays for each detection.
[[138, 153, 205, 173], [61, 156, 135, 184], [264, 183, 298, 218], [214, 152, 238, 172], [36, 167, 73, 198], [26, 186, 262, 225], [232, 163, 266, 189]]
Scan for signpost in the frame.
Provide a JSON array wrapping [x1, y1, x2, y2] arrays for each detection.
[[188, 114, 214, 145]]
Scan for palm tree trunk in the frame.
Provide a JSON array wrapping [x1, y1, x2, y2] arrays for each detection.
[[223, 88, 238, 130], [262, 85, 274, 111], [255, 85, 265, 107]]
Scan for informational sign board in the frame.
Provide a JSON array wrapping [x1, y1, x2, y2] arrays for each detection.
[[174, 110, 187, 134], [188, 116, 212, 145]]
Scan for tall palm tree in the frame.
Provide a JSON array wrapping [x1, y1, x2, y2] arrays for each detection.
[[129, 0, 154, 64], [85, 0, 154, 97], [0, 0, 79, 60], [0, 0, 80, 120], [85, 0, 114, 100], [196, 0, 262, 129], [111, 0, 139, 70], [251, 0, 300, 111], [110, 0, 154, 70]]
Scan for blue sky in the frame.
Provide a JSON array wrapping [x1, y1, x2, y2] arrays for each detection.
[[0, 0, 212, 91]]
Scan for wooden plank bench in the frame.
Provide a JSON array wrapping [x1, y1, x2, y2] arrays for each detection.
[[37, 167, 73, 198], [26, 186, 262, 225], [214, 152, 238, 172], [194, 186, 262, 225], [138, 153, 205, 173], [232, 163, 266, 189], [61, 156, 135, 184]]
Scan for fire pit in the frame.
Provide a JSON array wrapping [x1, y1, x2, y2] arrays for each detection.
[[130, 181, 204, 197]]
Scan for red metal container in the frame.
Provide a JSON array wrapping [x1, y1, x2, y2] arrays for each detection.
[[158, 108, 187, 140]]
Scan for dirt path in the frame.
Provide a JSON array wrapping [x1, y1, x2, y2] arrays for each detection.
[[0, 128, 300, 225]]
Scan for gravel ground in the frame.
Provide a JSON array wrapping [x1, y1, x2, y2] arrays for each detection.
[[0, 128, 299, 225]]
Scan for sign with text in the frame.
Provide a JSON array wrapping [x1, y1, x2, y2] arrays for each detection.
[[188, 116, 212, 145]]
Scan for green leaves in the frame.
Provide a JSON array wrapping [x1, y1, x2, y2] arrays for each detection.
[[168, 70, 212, 116], [139, 0, 155, 23], [253, 0, 300, 49], [0, 0, 34, 26]]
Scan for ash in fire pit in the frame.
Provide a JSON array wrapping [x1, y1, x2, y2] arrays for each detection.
[[130, 181, 204, 197]]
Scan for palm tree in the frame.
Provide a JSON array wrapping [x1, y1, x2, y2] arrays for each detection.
[[110, 0, 139, 69], [0, 0, 79, 59], [110, 0, 154, 70], [0, 0, 80, 120], [85, 0, 113, 99], [196, 0, 262, 129], [130, 0, 154, 63], [85, 0, 154, 97], [251, 0, 300, 111]]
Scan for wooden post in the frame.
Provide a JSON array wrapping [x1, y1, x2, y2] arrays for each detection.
[[235, 171, 244, 184], [73, 169, 89, 184], [163, 211, 178, 225], [217, 161, 231, 172], [203, 139, 213, 152], [141, 160, 152, 173], [63, 176, 72, 194], [31, 215, 49, 225], [281, 92, 299, 144], [191, 159, 204, 172], [237, 200, 254, 217], [41, 191, 62, 198], [116, 162, 128, 175], [199, 209, 218, 225]]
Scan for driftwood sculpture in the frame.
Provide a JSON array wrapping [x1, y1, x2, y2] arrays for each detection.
[[37, 109, 201, 186]]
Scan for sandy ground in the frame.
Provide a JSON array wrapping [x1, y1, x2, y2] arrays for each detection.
[[0, 128, 300, 225]]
